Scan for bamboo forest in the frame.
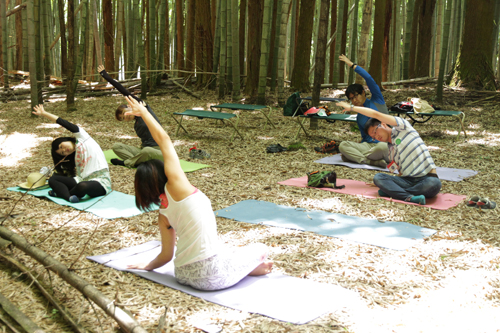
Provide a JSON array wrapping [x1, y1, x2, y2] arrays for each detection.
[[0, 0, 500, 332]]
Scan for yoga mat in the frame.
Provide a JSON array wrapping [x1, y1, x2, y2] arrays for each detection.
[[314, 154, 478, 182], [278, 176, 466, 211], [215, 200, 436, 251], [87, 241, 361, 324], [103, 149, 210, 172], [7, 187, 157, 219]]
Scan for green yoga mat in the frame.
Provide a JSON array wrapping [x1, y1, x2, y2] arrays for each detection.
[[103, 150, 210, 172], [7, 186, 158, 219]]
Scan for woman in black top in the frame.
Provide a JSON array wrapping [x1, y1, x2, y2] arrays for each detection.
[[98, 65, 163, 167]]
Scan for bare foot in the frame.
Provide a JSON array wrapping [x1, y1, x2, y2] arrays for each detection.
[[249, 261, 273, 276]]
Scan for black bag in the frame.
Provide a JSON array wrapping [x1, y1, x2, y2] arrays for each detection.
[[306, 170, 345, 189], [283, 92, 309, 117], [266, 144, 288, 153], [389, 101, 414, 113]]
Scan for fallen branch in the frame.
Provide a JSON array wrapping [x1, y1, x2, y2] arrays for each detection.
[[0, 237, 11, 249], [0, 226, 147, 333], [0, 311, 23, 333], [172, 80, 201, 99], [0, 251, 87, 333], [0, 292, 46, 333]]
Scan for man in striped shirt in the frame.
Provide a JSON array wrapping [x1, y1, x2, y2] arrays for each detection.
[[336, 101, 442, 205]]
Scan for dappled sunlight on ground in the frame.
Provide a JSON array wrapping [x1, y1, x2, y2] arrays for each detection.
[[0, 133, 52, 167]]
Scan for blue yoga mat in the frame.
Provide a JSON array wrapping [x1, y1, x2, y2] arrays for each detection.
[[215, 200, 436, 251], [7, 187, 157, 219]]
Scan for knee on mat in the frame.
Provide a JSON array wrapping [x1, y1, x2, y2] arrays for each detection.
[[425, 178, 442, 198], [338, 141, 349, 154], [373, 173, 389, 186], [112, 142, 125, 151]]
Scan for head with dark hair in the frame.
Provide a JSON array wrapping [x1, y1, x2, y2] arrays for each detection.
[[115, 104, 135, 121], [51, 137, 77, 176], [364, 118, 391, 142], [134, 159, 168, 211], [345, 83, 366, 106]]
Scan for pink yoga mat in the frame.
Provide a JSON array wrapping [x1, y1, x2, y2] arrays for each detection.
[[278, 176, 465, 210]]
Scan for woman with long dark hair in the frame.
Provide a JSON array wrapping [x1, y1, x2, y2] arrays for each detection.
[[32, 104, 111, 203], [124, 96, 273, 291]]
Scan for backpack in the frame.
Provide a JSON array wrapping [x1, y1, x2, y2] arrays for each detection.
[[283, 92, 310, 117], [306, 171, 345, 189], [389, 101, 413, 113]]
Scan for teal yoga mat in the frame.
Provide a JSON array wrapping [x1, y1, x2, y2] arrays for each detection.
[[215, 200, 436, 251], [103, 150, 210, 173], [7, 187, 157, 219]]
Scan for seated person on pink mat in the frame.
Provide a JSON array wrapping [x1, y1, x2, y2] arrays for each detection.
[[123, 96, 273, 291], [336, 101, 441, 205]]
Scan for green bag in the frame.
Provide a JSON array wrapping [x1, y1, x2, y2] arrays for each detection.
[[283, 92, 309, 117], [306, 171, 345, 189]]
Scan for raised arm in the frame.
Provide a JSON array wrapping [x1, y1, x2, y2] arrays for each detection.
[[124, 96, 193, 200], [98, 65, 137, 99], [336, 101, 397, 126], [33, 104, 79, 133], [339, 54, 356, 70]]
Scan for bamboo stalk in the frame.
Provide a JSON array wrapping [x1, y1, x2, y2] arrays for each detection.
[[0, 226, 147, 333], [0, 251, 87, 333], [0, 292, 46, 333]]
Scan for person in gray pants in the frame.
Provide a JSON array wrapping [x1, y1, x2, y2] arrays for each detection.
[[338, 55, 389, 168]]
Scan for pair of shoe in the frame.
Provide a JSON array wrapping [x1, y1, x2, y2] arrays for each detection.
[[467, 196, 496, 209], [314, 140, 340, 154], [266, 144, 287, 153], [189, 149, 211, 159]]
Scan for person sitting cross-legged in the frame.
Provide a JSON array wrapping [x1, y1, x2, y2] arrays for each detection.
[[336, 54, 389, 168], [336, 101, 442, 205], [98, 65, 163, 167]]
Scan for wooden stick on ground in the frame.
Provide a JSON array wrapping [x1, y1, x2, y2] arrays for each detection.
[[172, 80, 201, 99], [0, 251, 87, 333], [0, 226, 148, 333], [0, 292, 46, 333]]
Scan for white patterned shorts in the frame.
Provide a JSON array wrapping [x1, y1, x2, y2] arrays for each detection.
[[175, 243, 268, 291]]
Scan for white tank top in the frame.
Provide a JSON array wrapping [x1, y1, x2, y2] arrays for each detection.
[[159, 186, 220, 267]]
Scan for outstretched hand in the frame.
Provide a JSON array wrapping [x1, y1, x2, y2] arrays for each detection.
[[336, 101, 351, 113], [32, 104, 45, 117], [339, 54, 354, 68], [97, 65, 105, 73], [124, 96, 147, 117]]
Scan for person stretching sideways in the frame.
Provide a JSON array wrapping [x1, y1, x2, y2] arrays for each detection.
[[98, 65, 163, 167], [336, 54, 389, 168], [32, 104, 111, 203], [123, 96, 273, 290], [336, 101, 442, 205]]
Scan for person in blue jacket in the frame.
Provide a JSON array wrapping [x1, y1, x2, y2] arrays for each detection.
[[338, 55, 389, 168]]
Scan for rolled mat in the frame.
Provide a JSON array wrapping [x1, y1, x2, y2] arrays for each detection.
[[87, 240, 363, 324], [215, 200, 436, 251], [277, 176, 466, 210]]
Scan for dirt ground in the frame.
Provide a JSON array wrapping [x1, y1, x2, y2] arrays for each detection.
[[0, 84, 499, 333]]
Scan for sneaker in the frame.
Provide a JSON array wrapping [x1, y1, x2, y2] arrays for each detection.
[[69, 195, 80, 203], [189, 149, 211, 159], [48, 190, 57, 197], [266, 144, 287, 153], [368, 159, 387, 168], [314, 140, 340, 154]]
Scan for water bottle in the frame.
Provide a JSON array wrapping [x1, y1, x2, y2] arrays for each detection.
[[40, 166, 51, 177]]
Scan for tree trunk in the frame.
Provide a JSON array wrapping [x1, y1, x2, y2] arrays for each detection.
[[66, 0, 76, 111], [288, 0, 298, 80], [176, 0, 184, 76], [186, 0, 196, 76], [369, 0, 385, 88], [103, 0, 114, 76], [212, 0, 221, 89], [382, 0, 392, 82], [338, 0, 348, 83], [402, 0, 414, 79], [415, 0, 436, 77], [15, 0, 23, 71], [239, 0, 246, 78], [244, 0, 263, 98], [436, 0, 451, 102], [164, 0, 170, 72], [356, 0, 372, 84], [312, 0, 330, 107], [290, 0, 315, 91], [58, 0, 67, 78], [277, 0, 290, 105], [72, 0, 87, 94], [157, 0, 167, 84], [267, 0, 278, 82], [126, 0, 136, 78], [231, 0, 241, 100], [434, 0, 443, 78], [0, 0, 8, 87], [450, 0, 496, 90], [257, 0, 272, 104], [270, 0, 282, 92], [226, 0, 233, 92], [115, 0, 123, 75], [348, 0, 359, 84], [195, 0, 213, 86], [149, 0, 157, 90], [328, 0, 337, 84], [330, 0, 344, 88], [23, 1, 29, 71], [134, 0, 147, 99], [41, 0, 52, 86], [218, 0, 227, 98]]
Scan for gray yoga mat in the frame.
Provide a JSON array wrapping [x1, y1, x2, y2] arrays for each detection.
[[215, 200, 436, 251], [87, 241, 361, 324], [314, 154, 478, 182]]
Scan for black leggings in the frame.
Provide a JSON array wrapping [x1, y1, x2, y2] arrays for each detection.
[[48, 173, 106, 201]]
